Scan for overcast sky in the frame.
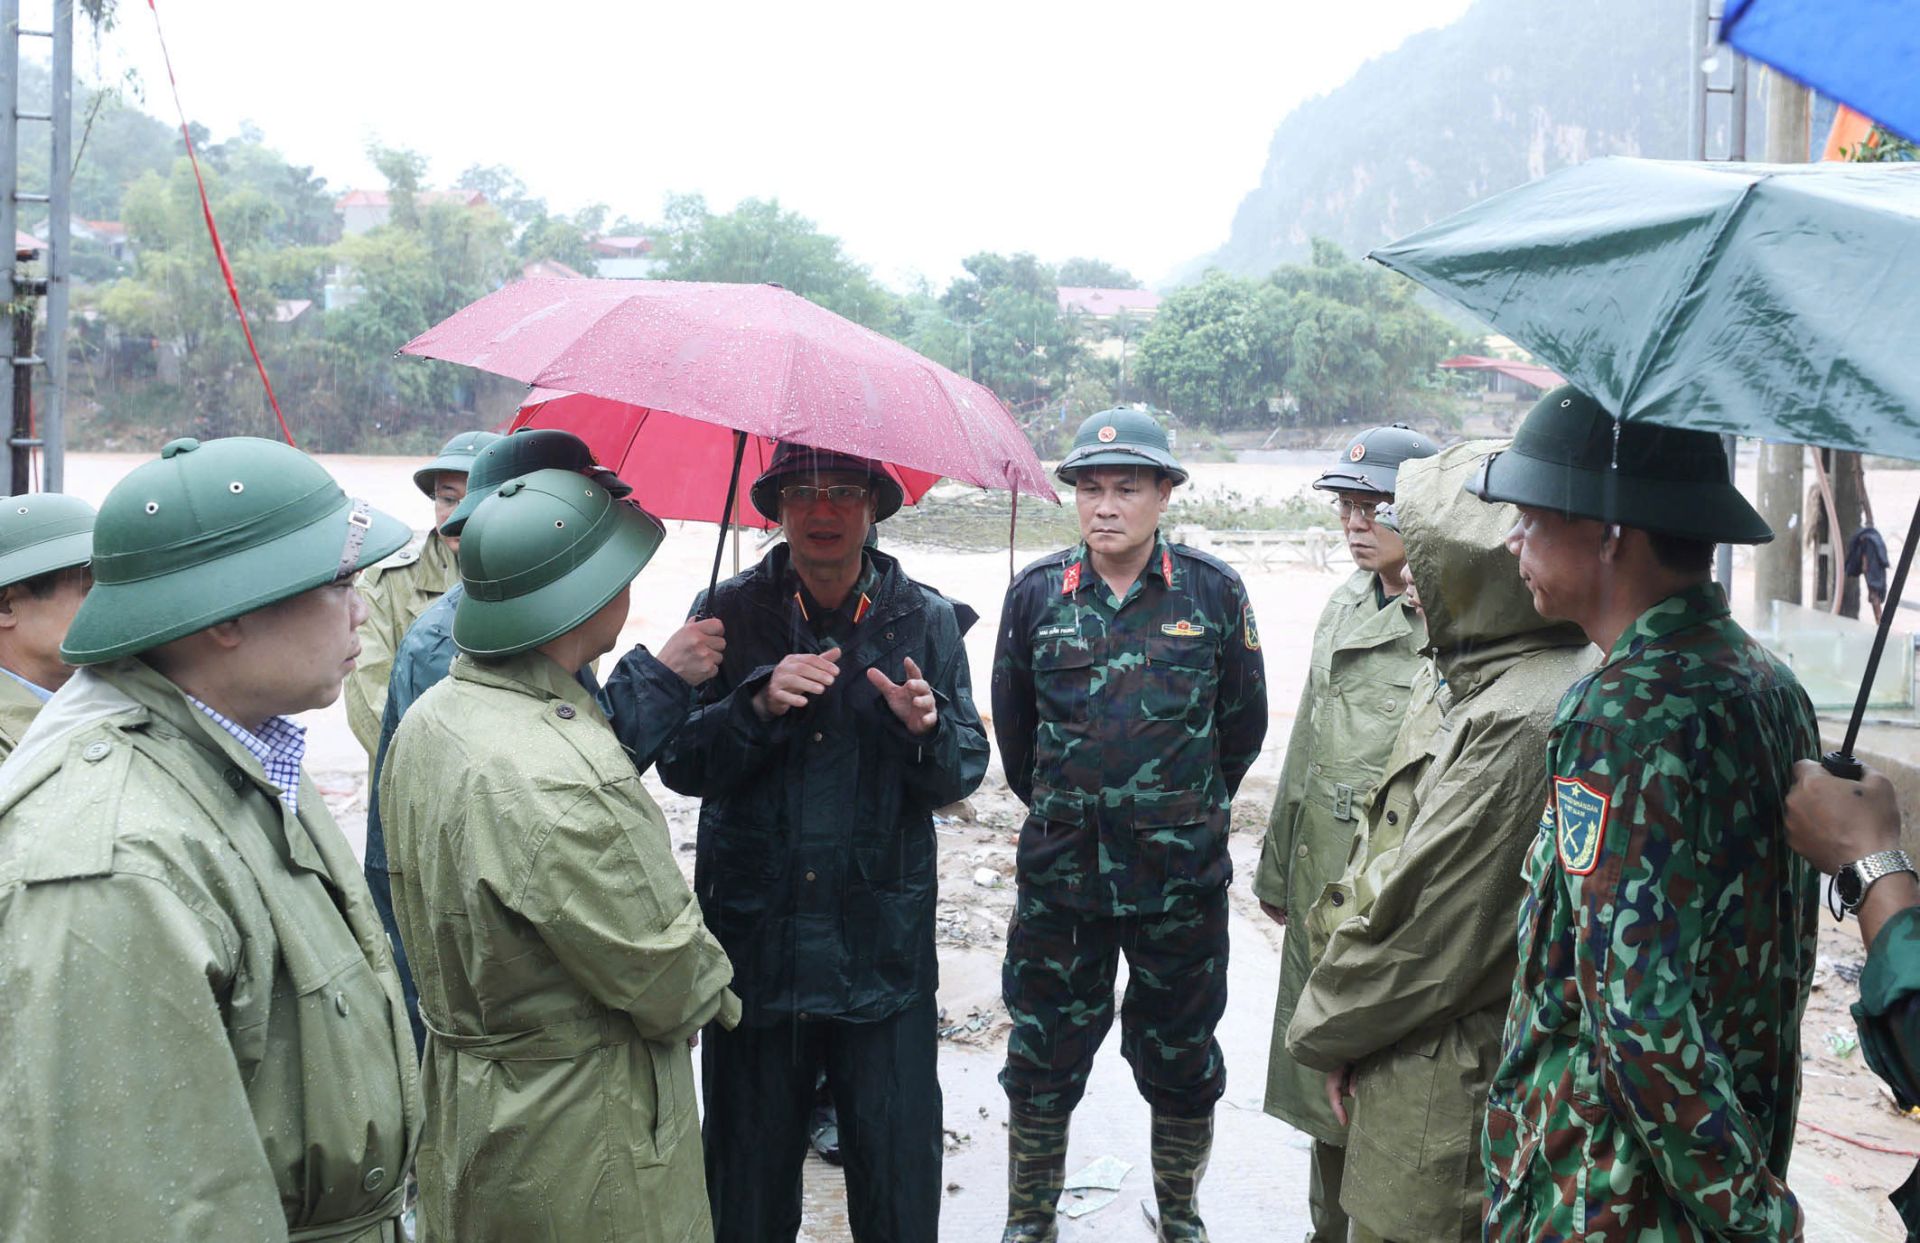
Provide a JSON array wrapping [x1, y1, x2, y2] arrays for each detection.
[[58, 0, 1473, 289]]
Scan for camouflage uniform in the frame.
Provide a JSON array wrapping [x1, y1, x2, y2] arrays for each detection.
[[991, 534, 1267, 1117], [1484, 582, 1820, 1241], [1855, 904, 1920, 1235]]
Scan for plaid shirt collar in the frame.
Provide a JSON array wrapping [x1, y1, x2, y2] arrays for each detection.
[[187, 697, 308, 813]]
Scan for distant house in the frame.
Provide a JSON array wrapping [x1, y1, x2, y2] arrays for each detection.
[[30, 217, 130, 262], [1057, 286, 1162, 323], [14, 230, 38, 259], [521, 258, 586, 281], [336, 188, 490, 236], [589, 235, 657, 280], [1439, 354, 1563, 402], [1059, 286, 1162, 366]]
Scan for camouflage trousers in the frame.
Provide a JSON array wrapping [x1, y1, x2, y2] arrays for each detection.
[[999, 886, 1228, 1119]]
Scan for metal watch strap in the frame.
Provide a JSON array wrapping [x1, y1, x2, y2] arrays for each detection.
[[1833, 848, 1918, 920]]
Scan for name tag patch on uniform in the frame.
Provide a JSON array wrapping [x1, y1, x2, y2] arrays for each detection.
[[1553, 777, 1607, 875], [1035, 624, 1078, 640], [1161, 619, 1206, 637]]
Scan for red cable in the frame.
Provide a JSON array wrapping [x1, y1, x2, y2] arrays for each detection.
[[144, 0, 296, 447], [1798, 1117, 1920, 1159]]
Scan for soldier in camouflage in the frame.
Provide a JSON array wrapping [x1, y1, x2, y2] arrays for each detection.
[[991, 409, 1267, 1242], [1468, 386, 1820, 1240], [1252, 422, 1435, 1243]]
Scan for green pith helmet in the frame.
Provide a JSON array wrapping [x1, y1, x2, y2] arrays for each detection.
[[452, 468, 665, 658], [440, 428, 633, 535], [0, 492, 95, 590], [1314, 423, 1440, 496], [1465, 384, 1771, 544], [1056, 408, 1187, 486], [749, 442, 904, 523], [61, 437, 410, 664], [412, 429, 503, 497]]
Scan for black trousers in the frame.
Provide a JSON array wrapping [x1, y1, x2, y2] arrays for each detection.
[[703, 994, 942, 1243]]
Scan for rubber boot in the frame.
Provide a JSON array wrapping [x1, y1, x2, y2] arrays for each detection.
[[1001, 1105, 1069, 1243], [1150, 1111, 1213, 1242]]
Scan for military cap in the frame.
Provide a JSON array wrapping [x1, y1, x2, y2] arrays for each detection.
[[1313, 424, 1439, 497], [1466, 385, 1770, 544], [453, 468, 665, 658], [62, 437, 410, 664], [0, 492, 94, 590], [412, 429, 503, 497], [749, 442, 904, 523], [1056, 408, 1187, 486], [440, 428, 633, 536]]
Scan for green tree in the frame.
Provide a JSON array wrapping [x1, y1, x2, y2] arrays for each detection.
[[1267, 238, 1463, 425], [923, 251, 1081, 407], [649, 193, 895, 329], [1132, 271, 1279, 427], [1056, 257, 1141, 289], [366, 144, 428, 229], [1134, 241, 1463, 429]]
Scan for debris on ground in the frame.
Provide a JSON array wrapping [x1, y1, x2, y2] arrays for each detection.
[[1060, 1155, 1131, 1220]]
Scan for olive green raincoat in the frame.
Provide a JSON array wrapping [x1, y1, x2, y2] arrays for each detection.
[[345, 530, 458, 755], [1285, 444, 1596, 1241], [1256, 567, 1424, 1139], [381, 650, 740, 1243], [0, 658, 422, 1241], [0, 668, 46, 759]]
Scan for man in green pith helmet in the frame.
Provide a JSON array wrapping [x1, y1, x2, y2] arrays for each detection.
[[382, 469, 739, 1242], [1252, 422, 1435, 1243], [344, 429, 500, 754], [0, 493, 95, 757], [0, 436, 421, 1240], [363, 427, 720, 1058], [991, 408, 1267, 1242], [1469, 386, 1819, 1240], [1284, 444, 1595, 1242]]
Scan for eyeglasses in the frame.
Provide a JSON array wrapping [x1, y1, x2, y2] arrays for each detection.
[[1332, 496, 1390, 523], [780, 484, 870, 508]]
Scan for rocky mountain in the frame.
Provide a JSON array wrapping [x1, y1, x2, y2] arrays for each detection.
[[1202, 0, 1701, 279]]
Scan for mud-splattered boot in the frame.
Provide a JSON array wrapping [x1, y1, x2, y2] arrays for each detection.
[[1001, 1105, 1069, 1243], [1150, 1111, 1213, 1242]]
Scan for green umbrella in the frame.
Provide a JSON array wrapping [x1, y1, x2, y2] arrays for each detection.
[[1372, 156, 1920, 774]]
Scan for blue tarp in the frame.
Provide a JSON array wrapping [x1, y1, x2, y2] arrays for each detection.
[[1724, 0, 1920, 146]]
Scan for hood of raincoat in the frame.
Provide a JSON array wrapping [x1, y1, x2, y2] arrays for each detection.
[[1396, 440, 1588, 698]]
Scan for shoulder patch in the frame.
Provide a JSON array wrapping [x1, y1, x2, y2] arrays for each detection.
[[365, 533, 427, 577], [1011, 547, 1078, 587], [1242, 603, 1260, 651], [1553, 776, 1608, 875]]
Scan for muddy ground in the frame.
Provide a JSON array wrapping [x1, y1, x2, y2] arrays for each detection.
[[59, 450, 1912, 1240]]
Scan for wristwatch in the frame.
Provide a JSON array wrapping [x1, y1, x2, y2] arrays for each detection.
[[1832, 848, 1919, 919]]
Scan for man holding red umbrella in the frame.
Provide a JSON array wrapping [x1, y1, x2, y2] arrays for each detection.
[[658, 442, 989, 1243]]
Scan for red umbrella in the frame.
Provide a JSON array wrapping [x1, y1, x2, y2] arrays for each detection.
[[402, 278, 1057, 503], [512, 388, 943, 531]]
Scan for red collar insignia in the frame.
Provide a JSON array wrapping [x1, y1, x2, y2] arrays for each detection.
[[1060, 562, 1083, 595], [1160, 548, 1175, 586]]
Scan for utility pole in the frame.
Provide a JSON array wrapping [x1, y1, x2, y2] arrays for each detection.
[[0, 0, 73, 495], [1754, 65, 1809, 615], [1689, 0, 1748, 593]]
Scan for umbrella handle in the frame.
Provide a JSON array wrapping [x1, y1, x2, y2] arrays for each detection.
[[1831, 493, 1920, 778], [706, 430, 748, 610], [1819, 751, 1865, 780]]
